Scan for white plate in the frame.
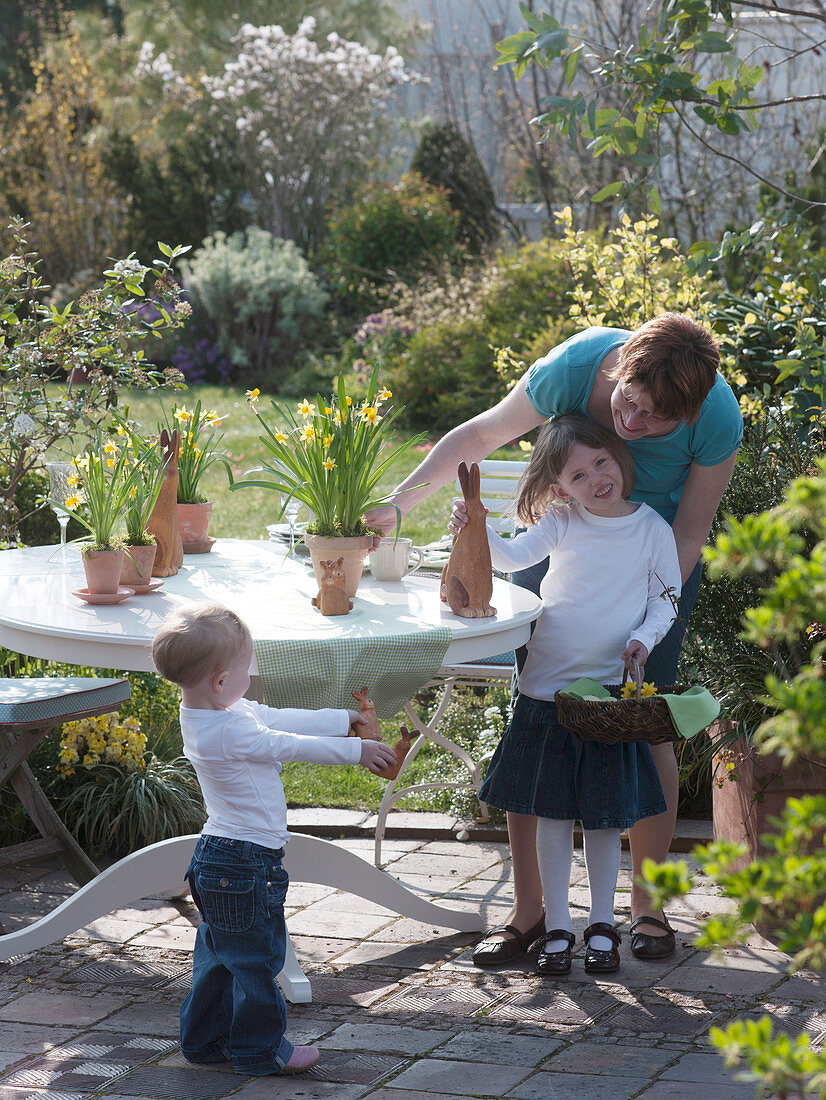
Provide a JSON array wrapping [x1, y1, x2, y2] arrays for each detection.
[[266, 523, 308, 541]]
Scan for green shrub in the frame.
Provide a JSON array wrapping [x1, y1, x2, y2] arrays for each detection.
[[380, 237, 579, 430], [410, 122, 499, 252], [180, 228, 329, 390], [323, 172, 460, 313]]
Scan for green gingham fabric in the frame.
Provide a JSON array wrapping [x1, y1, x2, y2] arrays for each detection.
[[254, 624, 452, 719], [0, 678, 131, 730]]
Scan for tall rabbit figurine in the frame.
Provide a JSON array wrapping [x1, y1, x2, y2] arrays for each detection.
[[383, 726, 415, 781], [349, 686, 381, 739], [441, 461, 496, 618], [311, 557, 353, 616], [147, 429, 184, 577]]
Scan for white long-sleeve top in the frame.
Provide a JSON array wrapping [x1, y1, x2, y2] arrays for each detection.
[[180, 699, 362, 850], [487, 502, 681, 700]]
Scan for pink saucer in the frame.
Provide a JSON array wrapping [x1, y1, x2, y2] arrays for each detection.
[[73, 586, 135, 606], [128, 580, 164, 595]]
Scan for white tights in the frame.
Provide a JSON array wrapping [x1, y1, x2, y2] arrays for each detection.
[[536, 818, 621, 953]]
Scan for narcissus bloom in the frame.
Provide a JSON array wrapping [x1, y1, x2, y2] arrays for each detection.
[[299, 426, 316, 443], [323, 457, 336, 471], [298, 399, 316, 417], [360, 405, 380, 424], [246, 388, 260, 403]]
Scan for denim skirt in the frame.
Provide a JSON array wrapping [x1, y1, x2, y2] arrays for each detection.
[[479, 694, 667, 830]]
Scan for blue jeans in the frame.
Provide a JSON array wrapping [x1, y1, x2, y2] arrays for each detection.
[[180, 835, 293, 1076]]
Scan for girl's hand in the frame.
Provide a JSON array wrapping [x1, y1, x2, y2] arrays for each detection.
[[359, 740, 397, 774], [621, 640, 649, 677]]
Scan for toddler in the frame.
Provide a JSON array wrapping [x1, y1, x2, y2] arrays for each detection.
[[151, 602, 395, 1076]]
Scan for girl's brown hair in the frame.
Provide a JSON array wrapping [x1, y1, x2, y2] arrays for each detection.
[[517, 414, 635, 525], [606, 312, 719, 424], [152, 603, 251, 688]]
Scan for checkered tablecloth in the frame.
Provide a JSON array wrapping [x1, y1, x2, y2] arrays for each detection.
[[183, 541, 452, 719]]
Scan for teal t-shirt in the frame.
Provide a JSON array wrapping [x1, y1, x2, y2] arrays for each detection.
[[524, 326, 744, 523]]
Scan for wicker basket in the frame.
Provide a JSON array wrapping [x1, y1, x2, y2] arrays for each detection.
[[554, 667, 686, 746]]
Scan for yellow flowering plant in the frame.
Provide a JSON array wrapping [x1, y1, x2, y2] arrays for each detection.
[[58, 712, 147, 777], [231, 365, 426, 537], [55, 429, 155, 552], [160, 399, 230, 504]]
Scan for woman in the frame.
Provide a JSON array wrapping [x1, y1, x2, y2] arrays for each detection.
[[367, 313, 743, 963]]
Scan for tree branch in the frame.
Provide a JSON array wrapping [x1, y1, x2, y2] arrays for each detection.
[[729, 0, 826, 22], [675, 103, 826, 206]]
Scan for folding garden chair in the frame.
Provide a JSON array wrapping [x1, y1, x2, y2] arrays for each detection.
[[0, 677, 131, 890]]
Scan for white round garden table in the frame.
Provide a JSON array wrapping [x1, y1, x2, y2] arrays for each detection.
[[0, 540, 542, 1000]]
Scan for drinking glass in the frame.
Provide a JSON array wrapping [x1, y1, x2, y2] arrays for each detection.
[[281, 495, 304, 551], [45, 461, 74, 557]]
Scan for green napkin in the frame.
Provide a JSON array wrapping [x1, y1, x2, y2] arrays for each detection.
[[660, 686, 720, 740], [557, 677, 613, 701]]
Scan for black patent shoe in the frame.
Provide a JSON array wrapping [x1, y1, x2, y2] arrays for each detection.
[[471, 912, 546, 968], [532, 929, 575, 976], [629, 915, 676, 960], [583, 922, 621, 973]]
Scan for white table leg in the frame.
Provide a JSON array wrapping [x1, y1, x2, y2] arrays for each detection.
[[0, 832, 481, 996]]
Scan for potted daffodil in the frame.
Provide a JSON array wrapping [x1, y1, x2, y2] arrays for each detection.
[[231, 367, 425, 595], [160, 400, 230, 551]]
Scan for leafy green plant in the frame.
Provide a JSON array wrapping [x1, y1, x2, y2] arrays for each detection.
[[231, 367, 426, 537], [56, 430, 157, 552], [160, 399, 230, 504], [180, 227, 329, 389], [57, 756, 205, 858]]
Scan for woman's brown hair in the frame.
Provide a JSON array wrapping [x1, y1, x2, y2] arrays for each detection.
[[516, 414, 635, 525], [606, 313, 719, 424]]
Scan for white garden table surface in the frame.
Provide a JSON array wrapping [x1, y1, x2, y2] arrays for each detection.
[[0, 539, 542, 1000]]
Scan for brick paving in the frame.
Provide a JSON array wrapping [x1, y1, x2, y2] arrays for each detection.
[[0, 825, 823, 1099]]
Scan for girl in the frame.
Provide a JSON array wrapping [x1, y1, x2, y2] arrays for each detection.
[[470, 414, 681, 975]]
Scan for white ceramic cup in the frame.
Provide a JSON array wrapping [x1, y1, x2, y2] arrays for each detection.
[[369, 537, 424, 582]]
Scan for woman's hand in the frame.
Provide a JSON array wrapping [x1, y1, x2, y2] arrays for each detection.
[[621, 640, 649, 677], [359, 739, 397, 774], [447, 498, 469, 534]]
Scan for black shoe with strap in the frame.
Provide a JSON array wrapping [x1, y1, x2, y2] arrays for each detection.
[[629, 915, 676, 959], [583, 922, 621, 973], [532, 929, 576, 976], [471, 912, 546, 967]]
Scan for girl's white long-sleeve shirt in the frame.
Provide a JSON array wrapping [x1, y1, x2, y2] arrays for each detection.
[[487, 502, 681, 700], [180, 700, 361, 850]]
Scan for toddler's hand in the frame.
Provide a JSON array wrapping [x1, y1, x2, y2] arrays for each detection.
[[621, 640, 649, 677], [348, 710, 368, 731], [360, 739, 397, 774]]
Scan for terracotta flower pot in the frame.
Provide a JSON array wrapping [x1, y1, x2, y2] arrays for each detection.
[[177, 501, 214, 553], [83, 548, 126, 594], [305, 534, 371, 598], [120, 543, 158, 587]]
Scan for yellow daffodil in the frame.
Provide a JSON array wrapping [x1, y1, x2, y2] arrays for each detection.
[[620, 681, 637, 699], [274, 431, 287, 443], [67, 474, 78, 486], [246, 388, 260, 403], [103, 441, 117, 454], [323, 457, 336, 471], [378, 387, 392, 402], [299, 426, 316, 443], [345, 396, 352, 407], [116, 424, 127, 436], [640, 681, 659, 697], [334, 411, 342, 425], [107, 458, 116, 467], [360, 404, 380, 424], [323, 405, 332, 416], [64, 495, 80, 509], [174, 408, 192, 423], [298, 399, 316, 417], [322, 435, 333, 448]]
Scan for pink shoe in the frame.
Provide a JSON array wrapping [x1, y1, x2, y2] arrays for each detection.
[[279, 1045, 320, 1074]]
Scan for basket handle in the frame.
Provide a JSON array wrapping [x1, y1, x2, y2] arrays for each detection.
[[621, 659, 643, 700]]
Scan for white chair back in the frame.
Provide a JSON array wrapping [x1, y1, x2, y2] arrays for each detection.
[[454, 458, 527, 536]]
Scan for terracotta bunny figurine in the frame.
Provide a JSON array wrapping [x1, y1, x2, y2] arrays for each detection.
[[441, 461, 496, 618], [147, 429, 184, 577], [383, 726, 415, 781], [348, 686, 381, 739], [311, 557, 353, 616]]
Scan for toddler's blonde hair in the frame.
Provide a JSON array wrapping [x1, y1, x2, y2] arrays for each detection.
[[152, 603, 251, 688]]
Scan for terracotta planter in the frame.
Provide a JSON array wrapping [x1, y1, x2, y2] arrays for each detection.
[[83, 548, 125, 594], [120, 543, 158, 587], [305, 534, 371, 598], [713, 733, 826, 870], [177, 501, 214, 553]]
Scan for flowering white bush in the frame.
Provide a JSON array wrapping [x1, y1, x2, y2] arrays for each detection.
[[137, 18, 413, 248]]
